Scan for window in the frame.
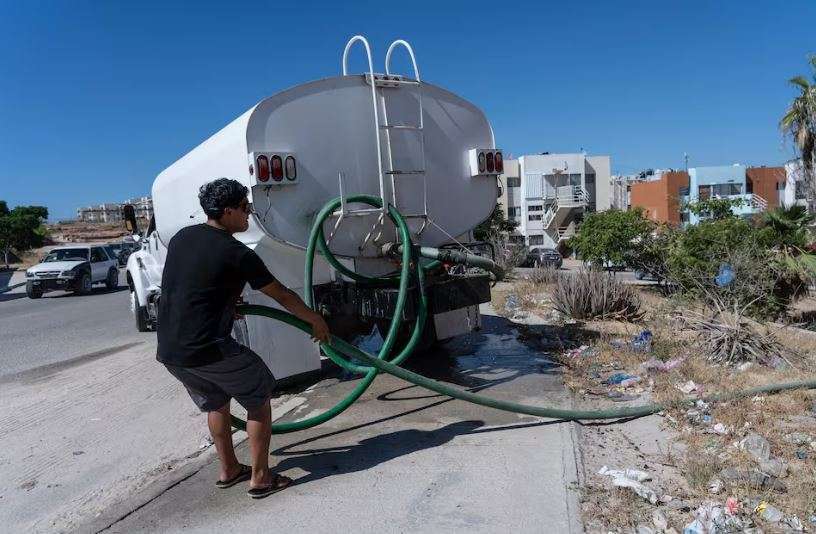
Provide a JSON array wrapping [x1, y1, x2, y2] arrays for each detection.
[[528, 214, 543, 221], [712, 183, 742, 196], [569, 173, 582, 186], [91, 247, 108, 262], [796, 181, 807, 199], [507, 177, 521, 187], [508, 207, 521, 217], [679, 187, 690, 197], [528, 205, 543, 212], [529, 235, 544, 245], [698, 185, 711, 201]]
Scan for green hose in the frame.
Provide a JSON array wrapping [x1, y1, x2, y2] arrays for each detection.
[[230, 195, 816, 432]]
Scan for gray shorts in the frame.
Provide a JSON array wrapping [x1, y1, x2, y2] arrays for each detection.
[[164, 339, 277, 412]]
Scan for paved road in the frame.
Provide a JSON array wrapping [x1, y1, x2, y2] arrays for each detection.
[[0, 270, 148, 378]]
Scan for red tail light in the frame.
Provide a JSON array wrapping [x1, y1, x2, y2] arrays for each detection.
[[256, 155, 270, 182], [271, 155, 283, 181], [478, 152, 486, 173], [285, 156, 297, 180], [486, 152, 495, 173], [495, 151, 504, 173]]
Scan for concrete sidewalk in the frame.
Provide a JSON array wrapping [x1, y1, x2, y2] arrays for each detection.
[[94, 312, 584, 534], [0, 270, 26, 293]]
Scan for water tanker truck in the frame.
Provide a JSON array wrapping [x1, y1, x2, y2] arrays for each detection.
[[125, 36, 504, 383]]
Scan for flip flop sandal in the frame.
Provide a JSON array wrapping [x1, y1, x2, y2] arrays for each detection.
[[247, 474, 292, 499], [215, 464, 251, 489]]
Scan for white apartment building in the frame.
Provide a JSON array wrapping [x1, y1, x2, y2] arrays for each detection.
[[784, 159, 810, 208], [500, 153, 611, 248], [76, 196, 154, 223]]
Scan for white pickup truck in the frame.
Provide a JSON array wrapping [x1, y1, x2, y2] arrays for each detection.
[[25, 244, 119, 298]]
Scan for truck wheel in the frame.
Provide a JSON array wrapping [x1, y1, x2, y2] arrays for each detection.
[[75, 273, 92, 295], [106, 268, 118, 289], [131, 291, 150, 332], [26, 285, 43, 299]]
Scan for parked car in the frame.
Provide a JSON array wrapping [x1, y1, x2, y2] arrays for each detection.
[[25, 244, 119, 298], [524, 248, 563, 268], [104, 243, 126, 266]]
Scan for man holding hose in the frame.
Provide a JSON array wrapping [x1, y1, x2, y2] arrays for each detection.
[[156, 178, 330, 499]]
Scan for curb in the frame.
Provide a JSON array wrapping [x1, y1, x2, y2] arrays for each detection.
[[0, 281, 26, 294]]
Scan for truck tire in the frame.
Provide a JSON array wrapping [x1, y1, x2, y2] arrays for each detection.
[[131, 291, 150, 332], [75, 273, 92, 295], [106, 268, 119, 289], [26, 285, 43, 299]]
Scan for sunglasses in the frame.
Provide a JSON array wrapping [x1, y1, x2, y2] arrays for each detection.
[[229, 201, 254, 215]]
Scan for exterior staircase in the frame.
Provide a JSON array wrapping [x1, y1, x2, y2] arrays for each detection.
[[541, 185, 588, 234]]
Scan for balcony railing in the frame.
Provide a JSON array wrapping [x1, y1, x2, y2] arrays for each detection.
[[541, 186, 588, 228]]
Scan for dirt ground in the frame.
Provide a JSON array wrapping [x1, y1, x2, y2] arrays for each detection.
[[493, 274, 816, 533]]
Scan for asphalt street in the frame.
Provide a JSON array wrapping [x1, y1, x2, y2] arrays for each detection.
[[0, 270, 149, 378]]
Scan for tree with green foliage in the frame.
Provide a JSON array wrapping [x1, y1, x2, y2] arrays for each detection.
[[0, 201, 49, 268], [473, 203, 519, 242], [684, 197, 746, 220], [568, 208, 655, 268], [780, 55, 816, 201]]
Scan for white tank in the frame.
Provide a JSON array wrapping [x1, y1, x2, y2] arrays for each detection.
[[152, 74, 499, 262]]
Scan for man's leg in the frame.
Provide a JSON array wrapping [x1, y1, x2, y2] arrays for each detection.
[[208, 402, 242, 482], [246, 398, 273, 487]]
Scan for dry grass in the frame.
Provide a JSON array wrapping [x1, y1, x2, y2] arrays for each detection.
[[505, 274, 816, 526]]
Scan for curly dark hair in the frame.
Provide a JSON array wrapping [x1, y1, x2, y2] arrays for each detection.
[[198, 178, 248, 219]]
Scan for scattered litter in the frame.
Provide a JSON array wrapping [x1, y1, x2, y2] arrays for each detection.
[[685, 501, 750, 533], [632, 330, 653, 352], [604, 372, 638, 385], [504, 294, 529, 321], [737, 361, 753, 372], [659, 494, 674, 504], [718, 467, 787, 491], [641, 356, 685, 373], [562, 345, 598, 359], [695, 399, 710, 412], [606, 391, 639, 402], [652, 510, 668, 531], [701, 414, 712, 424], [809, 514, 816, 525], [783, 515, 805, 531], [796, 449, 808, 460], [739, 432, 771, 462], [758, 458, 788, 478], [597, 465, 657, 504], [677, 380, 699, 394], [755, 501, 783, 523], [725, 497, 740, 515], [785, 432, 812, 446], [610, 330, 653, 352], [597, 465, 650, 482], [715, 263, 735, 287], [707, 477, 723, 494], [199, 436, 214, 449], [711, 423, 729, 435], [635, 526, 655, 534]]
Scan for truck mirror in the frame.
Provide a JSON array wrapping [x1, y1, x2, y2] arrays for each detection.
[[122, 205, 139, 235]]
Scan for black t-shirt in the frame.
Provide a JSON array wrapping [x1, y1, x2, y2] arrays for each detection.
[[156, 224, 276, 367]]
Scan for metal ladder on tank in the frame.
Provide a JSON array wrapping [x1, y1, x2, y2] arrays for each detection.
[[327, 36, 430, 251]]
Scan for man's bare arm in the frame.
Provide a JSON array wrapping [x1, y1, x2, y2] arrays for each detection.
[[258, 280, 331, 343]]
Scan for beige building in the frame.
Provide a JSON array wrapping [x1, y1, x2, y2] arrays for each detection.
[[77, 196, 153, 223]]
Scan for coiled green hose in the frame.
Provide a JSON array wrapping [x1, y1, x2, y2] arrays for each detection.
[[230, 196, 816, 432]]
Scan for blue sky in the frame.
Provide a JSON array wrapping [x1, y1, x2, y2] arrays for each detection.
[[1, 0, 814, 220]]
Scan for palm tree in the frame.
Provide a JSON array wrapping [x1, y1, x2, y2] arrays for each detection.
[[763, 204, 814, 250], [780, 55, 816, 200]]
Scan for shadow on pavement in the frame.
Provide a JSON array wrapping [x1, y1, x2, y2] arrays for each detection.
[[0, 292, 27, 303], [274, 420, 485, 487]]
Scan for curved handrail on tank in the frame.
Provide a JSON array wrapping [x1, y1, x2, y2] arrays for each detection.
[[340, 35, 387, 217], [384, 39, 421, 82]]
